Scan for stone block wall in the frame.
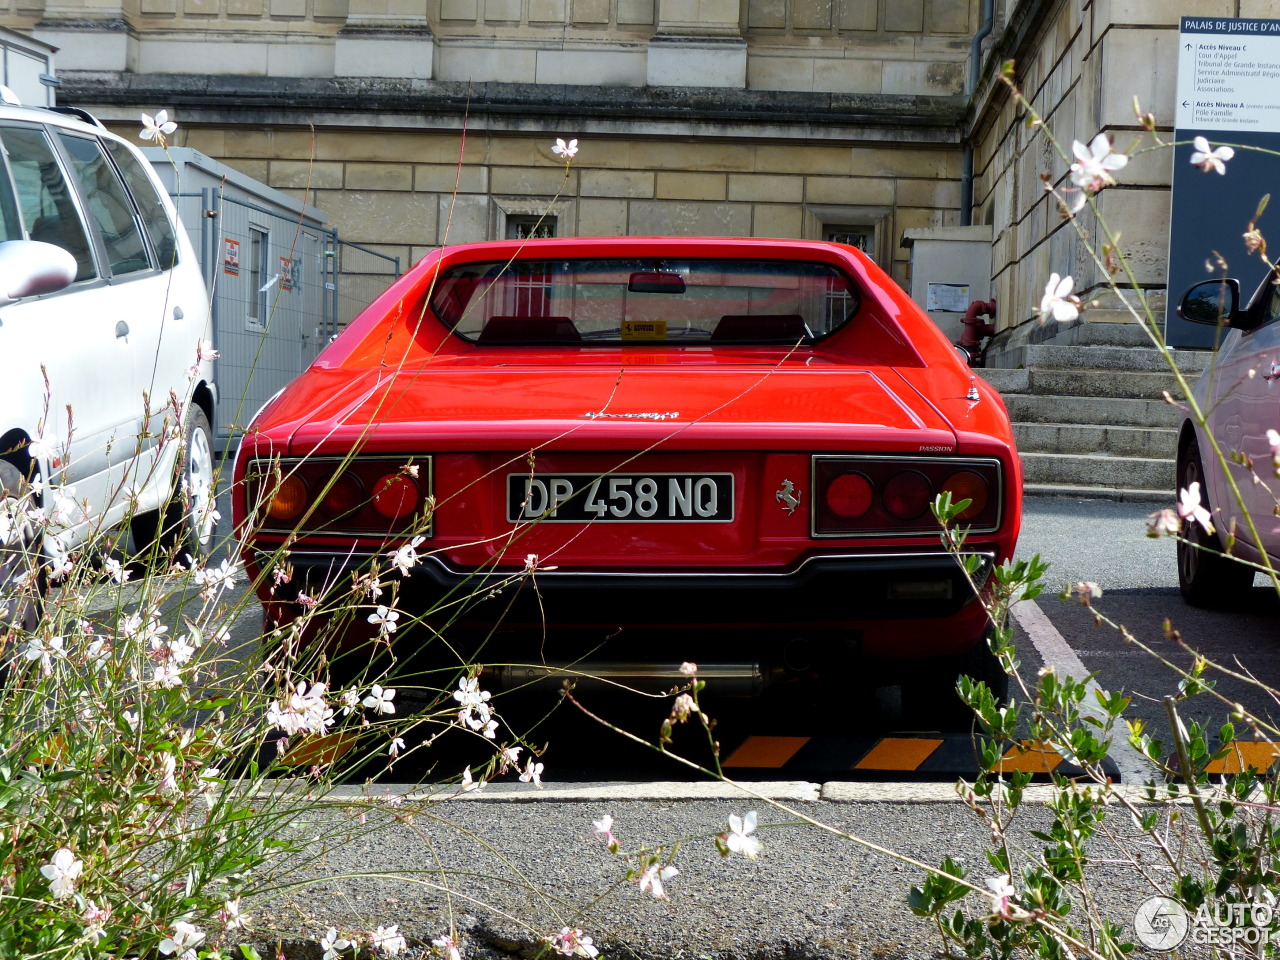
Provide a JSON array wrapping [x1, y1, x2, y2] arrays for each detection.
[[109, 120, 963, 318], [2, 0, 977, 95]]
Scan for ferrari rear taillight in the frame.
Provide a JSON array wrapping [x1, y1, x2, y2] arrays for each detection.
[[372, 473, 419, 521], [813, 456, 1001, 537], [826, 471, 873, 520], [882, 470, 931, 520], [938, 470, 988, 521], [246, 456, 432, 536], [268, 475, 308, 521], [323, 474, 364, 516]]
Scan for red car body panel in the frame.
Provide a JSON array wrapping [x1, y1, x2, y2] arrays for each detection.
[[233, 237, 1021, 681]]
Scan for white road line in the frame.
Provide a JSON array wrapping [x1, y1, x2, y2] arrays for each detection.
[[1012, 599, 1153, 784]]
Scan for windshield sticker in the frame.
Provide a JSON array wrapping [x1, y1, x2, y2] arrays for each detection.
[[621, 319, 667, 340]]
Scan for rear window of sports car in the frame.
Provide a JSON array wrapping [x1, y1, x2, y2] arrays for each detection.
[[430, 258, 861, 345]]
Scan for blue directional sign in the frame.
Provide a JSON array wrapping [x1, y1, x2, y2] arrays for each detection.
[[1167, 16, 1280, 347]]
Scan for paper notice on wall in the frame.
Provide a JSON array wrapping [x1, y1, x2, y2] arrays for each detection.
[[926, 283, 970, 313], [223, 238, 240, 276]]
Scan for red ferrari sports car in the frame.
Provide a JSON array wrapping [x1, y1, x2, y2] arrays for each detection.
[[232, 236, 1021, 721]]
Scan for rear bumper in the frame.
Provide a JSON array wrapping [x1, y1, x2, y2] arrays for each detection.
[[255, 548, 1000, 684], [259, 548, 993, 626]]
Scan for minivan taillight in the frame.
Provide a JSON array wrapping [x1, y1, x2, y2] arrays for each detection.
[[812, 456, 1001, 537]]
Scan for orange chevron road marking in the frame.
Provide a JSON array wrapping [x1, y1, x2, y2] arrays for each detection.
[[855, 738, 944, 771], [723, 736, 809, 768]]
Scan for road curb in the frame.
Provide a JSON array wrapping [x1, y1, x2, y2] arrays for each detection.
[[318, 779, 1180, 804], [325, 780, 823, 803]]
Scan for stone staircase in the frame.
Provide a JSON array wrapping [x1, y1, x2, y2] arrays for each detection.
[[978, 328, 1212, 501]]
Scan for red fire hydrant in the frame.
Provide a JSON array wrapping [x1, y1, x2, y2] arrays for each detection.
[[955, 298, 997, 367]]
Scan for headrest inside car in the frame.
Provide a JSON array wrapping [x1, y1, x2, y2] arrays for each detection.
[[479, 316, 581, 343], [712, 314, 808, 342]]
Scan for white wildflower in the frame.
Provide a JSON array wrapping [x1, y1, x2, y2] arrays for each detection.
[[1178, 481, 1215, 534], [520, 758, 544, 787], [21, 635, 64, 674], [433, 934, 462, 960], [159, 920, 205, 959], [102, 555, 130, 584], [39, 847, 83, 899], [362, 684, 396, 715], [221, 897, 248, 930], [1069, 133, 1128, 193], [372, 925, 407, 955], [547, 927, 598, 958], [140, 110, 178, 142], [367, 605, 400, 636], [1039, 273, 1080, 323], [726, 811, 762, 859], [638, 863, 678, 899], [319, 927, 353, 960], [387, 536, 425, 576], [1190, 136, 1234, 175]]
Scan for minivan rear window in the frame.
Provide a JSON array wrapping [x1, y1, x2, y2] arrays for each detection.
[[106, 139, 179, 269], [58, 133, 150, 277]]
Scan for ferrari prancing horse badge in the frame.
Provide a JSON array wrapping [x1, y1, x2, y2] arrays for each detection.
[[775, 479, 801, 515]]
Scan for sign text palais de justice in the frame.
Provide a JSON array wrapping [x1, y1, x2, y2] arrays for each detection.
[[1178, 18, 1280, 133]]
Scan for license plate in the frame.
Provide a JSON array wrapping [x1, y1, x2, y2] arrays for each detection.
[[507, 473, 734, 523]]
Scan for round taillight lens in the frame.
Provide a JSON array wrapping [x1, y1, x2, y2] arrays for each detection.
[[826, 471, 874, 520], [323, 474, 363, 517], [268, 474, 308, 521], [940, 470, 989, 520], [882, 470, 932, 520], [372, 473, 419, 520]]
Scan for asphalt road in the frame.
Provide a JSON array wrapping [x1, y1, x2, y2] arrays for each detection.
[[1018, 495, 1280, 771], [155, 485, 1279, 957]]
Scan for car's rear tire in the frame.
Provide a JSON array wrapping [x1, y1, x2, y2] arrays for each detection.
[[903, 628, 1007, 731], [1177, 435, 1254, 608], [961, 627, 1009, 704], [0, 458, 46, 632], [132, 405, 216, 568]]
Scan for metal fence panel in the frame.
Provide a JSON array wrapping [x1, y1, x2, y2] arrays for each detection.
[[170, 191, 400, 440], [327, 237, 402, 335], [210, 194, 322, 439]]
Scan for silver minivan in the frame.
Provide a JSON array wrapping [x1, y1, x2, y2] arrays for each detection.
[[0, 96, 215, 627]]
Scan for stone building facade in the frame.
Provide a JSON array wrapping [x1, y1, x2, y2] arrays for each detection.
[[2, 0, 979, 323], [0, 0, 1268, 345], [968, 0, 1271, 360]]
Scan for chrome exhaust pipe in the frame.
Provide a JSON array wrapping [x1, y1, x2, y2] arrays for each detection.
[[486, 661, 766, 697]]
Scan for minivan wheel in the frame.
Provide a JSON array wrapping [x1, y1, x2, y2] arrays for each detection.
[[0, 458, 46, 632], [132, 406, 216, 568], [1177, 435, 1254, 608]]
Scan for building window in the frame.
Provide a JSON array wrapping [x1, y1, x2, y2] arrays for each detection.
[[506, 215, 556, 240], [825, 225, 871, 252], [248, 227, 269, 329], [491, 197, 573, 242]]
